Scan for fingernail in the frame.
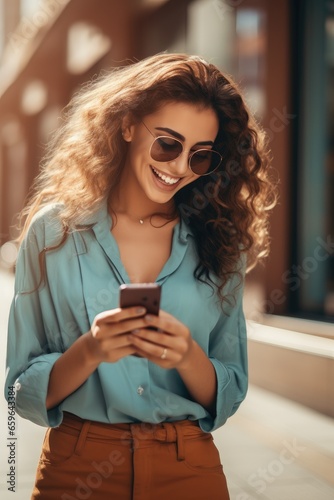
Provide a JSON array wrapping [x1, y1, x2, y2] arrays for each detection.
[[132, 329, 140, 334], [145, 315, 153, 322], [136, 307, 146, 314]]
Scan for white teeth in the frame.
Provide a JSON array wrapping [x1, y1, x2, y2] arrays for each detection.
[[152, 166, 180, 185]]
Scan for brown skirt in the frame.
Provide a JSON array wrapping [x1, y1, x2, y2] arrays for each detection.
[[32, 412, 230, 500]]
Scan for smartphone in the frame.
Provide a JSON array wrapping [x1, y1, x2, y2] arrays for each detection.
[[119, 283, 161, 316]]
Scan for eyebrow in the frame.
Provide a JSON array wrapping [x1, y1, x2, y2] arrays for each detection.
[[155, 127, 214, 146]]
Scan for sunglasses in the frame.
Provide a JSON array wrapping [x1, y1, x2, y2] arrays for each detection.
[[141, 121, 222, 176]]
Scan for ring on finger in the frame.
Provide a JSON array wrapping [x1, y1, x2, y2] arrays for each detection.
[[160, 348, 167, 360]]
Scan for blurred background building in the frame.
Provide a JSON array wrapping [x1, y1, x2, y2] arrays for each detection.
[[0, 0, 333, 416]]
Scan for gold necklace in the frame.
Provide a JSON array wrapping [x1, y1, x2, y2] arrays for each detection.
[[138, 213, 177, 228], [109, 205, 178, 229]]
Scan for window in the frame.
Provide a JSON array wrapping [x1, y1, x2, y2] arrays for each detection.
[[292, 0, 334, 320], [325, 1, 334, 316]]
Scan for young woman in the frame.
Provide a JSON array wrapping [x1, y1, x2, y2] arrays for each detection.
[[5, 53, 276, 499]]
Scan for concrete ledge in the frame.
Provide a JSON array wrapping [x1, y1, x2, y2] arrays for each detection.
[[259, 314, 334, 340], [247, 321, 334, 418]]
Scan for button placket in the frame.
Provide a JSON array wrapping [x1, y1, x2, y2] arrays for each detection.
[[137, 386, 144, 396]]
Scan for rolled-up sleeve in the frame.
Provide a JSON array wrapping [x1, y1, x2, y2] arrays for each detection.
[[198, 276, 248, 432], [4, 211, 64, 427], [8, 353, 63, 427]]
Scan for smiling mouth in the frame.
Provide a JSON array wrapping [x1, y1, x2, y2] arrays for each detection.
[[150, 166, 181, 186]]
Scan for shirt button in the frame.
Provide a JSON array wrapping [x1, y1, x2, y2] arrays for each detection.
[[15, 382, 21, 391], [137, 386, 144, 396]]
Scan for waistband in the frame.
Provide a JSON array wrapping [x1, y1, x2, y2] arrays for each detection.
[[58, 412, 208, 461]]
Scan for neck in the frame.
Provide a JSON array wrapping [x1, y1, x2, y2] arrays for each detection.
[[110, 163, 176, 221]]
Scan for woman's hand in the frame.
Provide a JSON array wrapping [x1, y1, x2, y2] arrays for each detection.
[[47, 306, 148, 410], [86, 306, 148, 364], [127, 310, 195, 369], [128, 310, 217, 414]]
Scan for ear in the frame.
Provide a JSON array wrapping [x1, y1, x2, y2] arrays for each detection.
[[121, 114, 134, 142]]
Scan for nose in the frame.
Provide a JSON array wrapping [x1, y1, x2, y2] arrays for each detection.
[[167, 151, 190, 176]]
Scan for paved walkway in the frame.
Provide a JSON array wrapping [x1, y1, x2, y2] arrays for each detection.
[[216, 385, 334, 499], [1, 269, 333, 499]]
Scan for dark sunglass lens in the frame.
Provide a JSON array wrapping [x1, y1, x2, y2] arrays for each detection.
[[151, 137, 182, 162], [190, 150, 222, 175]]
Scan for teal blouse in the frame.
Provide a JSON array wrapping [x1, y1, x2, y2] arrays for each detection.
[[5, 202, 248, 432]]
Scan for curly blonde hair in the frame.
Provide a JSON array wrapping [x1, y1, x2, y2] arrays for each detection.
[[19, 53, 277, 301]]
